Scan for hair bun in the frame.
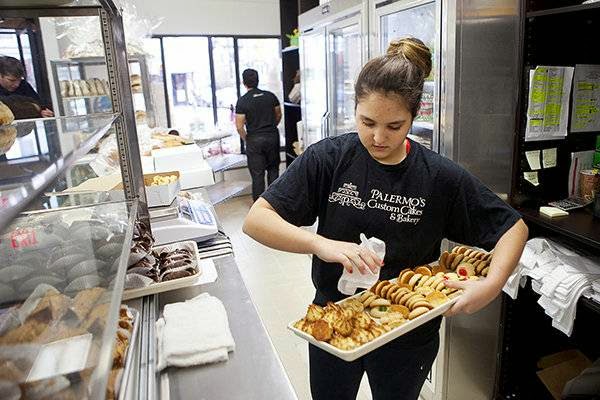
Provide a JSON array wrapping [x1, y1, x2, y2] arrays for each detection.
[[386, 37, 432, 78]]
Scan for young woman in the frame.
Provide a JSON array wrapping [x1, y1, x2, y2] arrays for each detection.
[[243, 38, 528, 400]]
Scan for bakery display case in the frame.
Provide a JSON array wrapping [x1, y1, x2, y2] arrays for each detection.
[[50, 55, 155, 127], [0, 200, 138, 399], [0, 1, 149, 399]]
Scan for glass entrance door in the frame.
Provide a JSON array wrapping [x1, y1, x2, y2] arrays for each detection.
[[300, 28, 328, 147], [329, 20, 362, 136]]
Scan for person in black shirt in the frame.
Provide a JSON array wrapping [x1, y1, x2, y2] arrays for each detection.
[[0, 56, 53, 118], [235, 68, 282, 201], [243, 38, 528, 400]]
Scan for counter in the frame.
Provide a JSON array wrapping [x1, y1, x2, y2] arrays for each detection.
[[159, 256, 298, 400]]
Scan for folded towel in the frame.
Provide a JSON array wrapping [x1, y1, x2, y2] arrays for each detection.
[[504, 238, 600, 336], [157, 293, 235, 371]]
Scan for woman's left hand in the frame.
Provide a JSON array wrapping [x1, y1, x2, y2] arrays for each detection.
[[442, 278, 502, 317]]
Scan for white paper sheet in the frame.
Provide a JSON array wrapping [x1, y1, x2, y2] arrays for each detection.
[[570, 64, 600, 133], [542, 147, 558, 168], [524, 171, 540, 186], [526, 66, 574, 141], [525, 150, 542, 170]]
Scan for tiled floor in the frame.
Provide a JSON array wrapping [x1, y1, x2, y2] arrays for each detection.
[[215, 195, 374, 400]]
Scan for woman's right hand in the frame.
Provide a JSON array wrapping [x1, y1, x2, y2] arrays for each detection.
[[311, 236, 382, 274]]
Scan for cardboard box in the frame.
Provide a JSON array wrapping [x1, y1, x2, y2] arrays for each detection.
[[536, 350, 592, 400], [110, 171, 181, 207]]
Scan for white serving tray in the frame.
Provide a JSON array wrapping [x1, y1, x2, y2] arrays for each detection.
[[121, 241, 203, 301], [287, 280, 459, 362]]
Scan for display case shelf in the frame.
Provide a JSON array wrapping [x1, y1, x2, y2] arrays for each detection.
[[0, 199, 138, 400], [0, 113, 118, 233], [284, 101, 301, 108], [526, 2, 600, 17]]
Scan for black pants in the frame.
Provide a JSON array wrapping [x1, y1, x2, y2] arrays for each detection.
[[309, 326, 439, 400], [245, 134, 280, 201]]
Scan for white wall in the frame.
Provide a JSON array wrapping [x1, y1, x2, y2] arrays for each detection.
[[132, 0, 281, 36]]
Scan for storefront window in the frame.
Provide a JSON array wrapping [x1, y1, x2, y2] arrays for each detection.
[[163, 37, 213, 137], [237, 38, 284, 145], [211, 37, 237, 134]]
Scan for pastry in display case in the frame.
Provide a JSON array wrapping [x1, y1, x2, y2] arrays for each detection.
[[0, 201, 138, 399]]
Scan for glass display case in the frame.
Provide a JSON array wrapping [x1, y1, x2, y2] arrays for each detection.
[[50, 55, 155, 127], [0, 1, 147, 399]]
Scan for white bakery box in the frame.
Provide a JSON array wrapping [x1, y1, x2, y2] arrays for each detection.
[[143, 144, 215, 189], [57, 171, 182, 208]]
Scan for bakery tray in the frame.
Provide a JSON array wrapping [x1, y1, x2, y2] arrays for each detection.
[[117, 307, 139, 400], [287, 279, 459, 362], [121, 241, 203, 301]]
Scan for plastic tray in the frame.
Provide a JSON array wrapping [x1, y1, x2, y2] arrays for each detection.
[[121, 241, 202, 301], [287, 279, 459, 362]]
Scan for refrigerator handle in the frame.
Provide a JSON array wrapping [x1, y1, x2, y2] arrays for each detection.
[[321, 111, 331, 138]]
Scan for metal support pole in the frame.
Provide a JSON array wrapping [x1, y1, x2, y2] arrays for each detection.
[[98, 3, 150, 229]]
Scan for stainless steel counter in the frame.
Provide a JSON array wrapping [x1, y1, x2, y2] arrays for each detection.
[[158, 256, 298, 400]]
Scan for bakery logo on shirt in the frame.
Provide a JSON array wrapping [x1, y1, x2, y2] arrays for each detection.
[[253, 93, 264, 98], [367, 189, 426, 225], [328, 183, 366, 210]]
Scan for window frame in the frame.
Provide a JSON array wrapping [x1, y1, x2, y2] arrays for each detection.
[[152, 34, 282, 134]]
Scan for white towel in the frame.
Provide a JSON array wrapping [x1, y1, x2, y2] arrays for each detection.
[[157, 293, 235, 371], [503, 238, 600, 336]]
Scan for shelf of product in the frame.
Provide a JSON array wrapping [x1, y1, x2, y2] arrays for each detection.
[[0, 113, 118, 232], [290, 246, 493, 361], [122, 230, 203, 300], [50, 56, 154, 125], [0, 199, 138, 399], [107, 305, 138, 400]]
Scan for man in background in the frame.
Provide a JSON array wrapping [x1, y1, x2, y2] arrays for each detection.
[[0, 56, 53, 117], [235, 68, 282, 201]]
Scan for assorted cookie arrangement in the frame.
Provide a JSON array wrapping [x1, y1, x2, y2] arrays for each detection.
[[149, 174, 178, 186], [439, 245, 493, 278], [294, 300, 392, 351], [294, 247, 493, 352]]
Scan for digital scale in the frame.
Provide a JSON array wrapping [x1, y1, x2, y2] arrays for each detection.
[[149, 197, 218, 246]]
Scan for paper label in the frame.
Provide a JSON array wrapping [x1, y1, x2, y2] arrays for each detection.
[[542, 148, 558, 168], [525, 150, 542, 170], [524, 171, 540, 186]]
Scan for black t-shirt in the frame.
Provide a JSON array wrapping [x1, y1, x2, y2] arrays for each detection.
[[0, 80, 42, 105], [235, 88, 280, 136], [262, 133, 521, 305]]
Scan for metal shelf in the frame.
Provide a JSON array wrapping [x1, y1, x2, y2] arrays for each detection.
[[0, 113, 118, 232], [205, 180, 251, 206], [206, 154, 247, 173], [527, 2, 600, 17]]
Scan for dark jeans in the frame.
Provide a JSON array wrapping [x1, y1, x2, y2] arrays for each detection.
[[309, 324, 440, 400], [246, 134, 280, 201]]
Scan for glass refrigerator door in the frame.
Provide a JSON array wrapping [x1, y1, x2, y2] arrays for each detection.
[[300, 28, 328, 147], [329, 21, 362, 136], [379, 1, 437, 151]]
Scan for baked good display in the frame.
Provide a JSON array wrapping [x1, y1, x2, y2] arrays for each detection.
[[0, 101, 15, 125], [130, 74, 142, 93], [59, 78, 110, 98], [292, 257, 492, 357], [439, 245, 493, 278]]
